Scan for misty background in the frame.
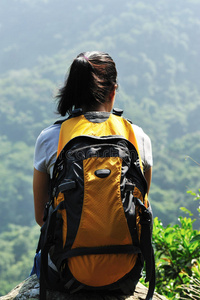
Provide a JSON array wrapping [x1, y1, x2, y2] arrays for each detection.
[[0, 0, 200, 295]]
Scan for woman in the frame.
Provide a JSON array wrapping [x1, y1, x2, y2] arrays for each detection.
[[32, 51, 153, 295], [33, 51, 152, 227]]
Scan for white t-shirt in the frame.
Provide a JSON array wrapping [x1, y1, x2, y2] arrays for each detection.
[[34, 112, 153, 178]]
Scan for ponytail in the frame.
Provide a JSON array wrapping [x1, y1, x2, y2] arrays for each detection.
[[56, 51, 117, 116]]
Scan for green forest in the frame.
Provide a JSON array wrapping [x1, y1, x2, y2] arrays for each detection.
[[0, 0, 200, 298]]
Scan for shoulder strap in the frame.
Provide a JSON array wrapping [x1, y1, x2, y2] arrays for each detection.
[[54, 108, 83, 125], [56, 109, 138, 154]]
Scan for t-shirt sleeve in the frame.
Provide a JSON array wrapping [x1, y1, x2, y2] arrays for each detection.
[[132, 124, 153, 173], [33, 124, 60, 177], [34, 131, 48, 173], [143, 132, 153, 172]]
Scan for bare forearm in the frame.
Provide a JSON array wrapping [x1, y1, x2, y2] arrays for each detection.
[[33, 168, 50, 226], [144, 167, 152, 195]]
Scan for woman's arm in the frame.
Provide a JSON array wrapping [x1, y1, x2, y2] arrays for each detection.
[[144, 167, 152, 195], [33, 168, 50, 227]]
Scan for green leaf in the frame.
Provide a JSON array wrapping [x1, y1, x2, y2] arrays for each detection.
[[190, 234, 200, 243], [180, 207, 193, 216]]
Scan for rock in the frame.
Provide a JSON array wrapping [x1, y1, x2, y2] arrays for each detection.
[[0, 275, 167, 300]]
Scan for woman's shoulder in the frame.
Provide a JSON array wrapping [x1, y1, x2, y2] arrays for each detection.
[[39, 123, 61, 136], [34, 123, 61, 175], [131, 124, 151, 143], [35, 123, 61, 162], [36, 123, 61, 145], [131, 123, 153, 171]]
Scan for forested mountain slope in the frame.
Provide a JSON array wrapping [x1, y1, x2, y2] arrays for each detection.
[[0, 0, 200, 295]]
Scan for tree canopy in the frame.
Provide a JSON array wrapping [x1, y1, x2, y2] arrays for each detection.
[[0, 0, 200, 296]]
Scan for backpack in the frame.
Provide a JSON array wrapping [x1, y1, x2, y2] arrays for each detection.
[[37, 108, 155, 300]]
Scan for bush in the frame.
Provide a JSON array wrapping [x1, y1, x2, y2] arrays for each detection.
[[153, 189, 200, 299]]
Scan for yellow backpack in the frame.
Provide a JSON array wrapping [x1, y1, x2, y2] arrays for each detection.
[[39, 109, 155, 300]]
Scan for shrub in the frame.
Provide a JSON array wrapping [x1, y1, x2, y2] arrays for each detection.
[[153, 189, 200, 299]]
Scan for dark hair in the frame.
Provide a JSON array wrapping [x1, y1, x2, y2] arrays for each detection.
[[56, 51, 118, 116]]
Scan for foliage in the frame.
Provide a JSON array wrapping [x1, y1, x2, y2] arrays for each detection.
[[153, 190, 200, 299], [0, 224, 39, 296], [0, 0, 200, 230], [181, 265, 200, 300], [0, 137, 35, 231], [0, 0, 200, 232], [0, 0, 200, 296]]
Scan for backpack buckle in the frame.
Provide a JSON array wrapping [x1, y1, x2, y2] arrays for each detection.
[[71, 108, 83, 117], [112, 108, 123, 116]]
